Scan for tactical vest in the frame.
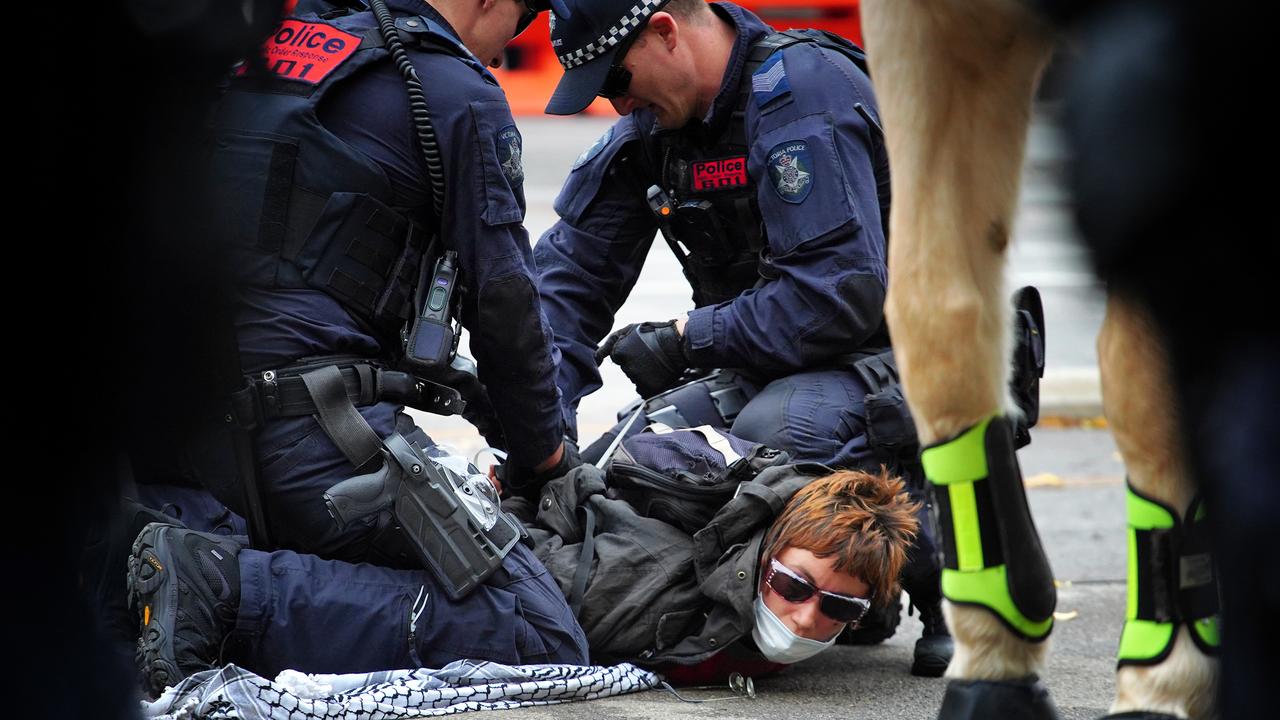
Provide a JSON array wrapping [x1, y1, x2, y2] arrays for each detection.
[[207, 1, 490, 345], [638, 30, 870, 308]]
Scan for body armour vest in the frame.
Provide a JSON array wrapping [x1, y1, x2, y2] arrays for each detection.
[[637, 31, 870, 308], [206, 3, 490, 344]]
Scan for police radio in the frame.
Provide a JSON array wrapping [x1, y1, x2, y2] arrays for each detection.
[[403, 250, 461, 372], [648, 185, 710, 307]]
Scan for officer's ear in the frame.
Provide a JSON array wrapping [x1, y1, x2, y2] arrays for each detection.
[[646, 13, 679, 53]]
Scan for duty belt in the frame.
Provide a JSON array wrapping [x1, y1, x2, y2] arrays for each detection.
[[229, 355, 464, 431]]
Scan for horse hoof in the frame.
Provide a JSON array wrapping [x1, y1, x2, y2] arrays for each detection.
[[937, 676, 1060, 720]]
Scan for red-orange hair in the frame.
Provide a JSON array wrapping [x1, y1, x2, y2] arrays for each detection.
[[762, 468, 921, 608]]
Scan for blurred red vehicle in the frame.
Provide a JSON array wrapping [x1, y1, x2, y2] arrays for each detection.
[[494, 0, 862, 115]]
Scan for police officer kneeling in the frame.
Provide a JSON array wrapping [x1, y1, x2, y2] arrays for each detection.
[[534, 0, 950, 675], [125, 0, 590, 695]]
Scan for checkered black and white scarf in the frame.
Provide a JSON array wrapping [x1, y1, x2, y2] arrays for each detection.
[[141, 660, 661, 719]]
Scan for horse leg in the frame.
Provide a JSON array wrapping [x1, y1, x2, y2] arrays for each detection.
[[862, 0, 1057, 688], [1099, 294, 1218, 719]]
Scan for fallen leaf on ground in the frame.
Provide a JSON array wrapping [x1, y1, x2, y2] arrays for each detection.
[[1025, 473, 1064, 488], [1037, 415, 1110, 429]]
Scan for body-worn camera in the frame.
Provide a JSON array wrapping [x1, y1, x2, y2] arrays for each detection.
[[324, 434, 523, 599]]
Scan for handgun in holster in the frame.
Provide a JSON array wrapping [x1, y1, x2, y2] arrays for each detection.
[[323, 432, 523, 599]]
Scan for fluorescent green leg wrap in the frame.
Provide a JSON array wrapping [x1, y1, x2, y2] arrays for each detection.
[[1191, 615, 1221, 650], [1187, 501, 1221, 654], [1118, 483, 1221, 666], [922, 415, 1056, 642], [1119, 487, 1177, 663]]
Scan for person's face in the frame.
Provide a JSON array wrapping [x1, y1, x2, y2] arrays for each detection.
[[604, 23, 698, 128], [761, 546, 872, 642], [471, 0, 532, 68]]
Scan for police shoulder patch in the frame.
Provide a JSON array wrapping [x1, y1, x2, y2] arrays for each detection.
[[767, 140, 814, 203], [259, 20, 360, 84], [572, 126, 613, 170], [496, 125, 524, 185], [752, 52, 792, 109]]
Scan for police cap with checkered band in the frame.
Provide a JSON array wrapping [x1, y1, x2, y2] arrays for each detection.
[[544, 0, 673, 115]]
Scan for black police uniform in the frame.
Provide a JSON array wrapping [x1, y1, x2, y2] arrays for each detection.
[[537, 2, 891, 476], [534, 0, 945, 664], [142, 0, 587, 676]]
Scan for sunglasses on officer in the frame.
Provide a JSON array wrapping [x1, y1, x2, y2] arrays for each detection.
[[597, 25, 645, 99], [515, 0, 548, 38], [764, 558, 872, 624]]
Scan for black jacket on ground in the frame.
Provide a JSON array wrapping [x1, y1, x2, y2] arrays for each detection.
[[507, 462, 829, 665]]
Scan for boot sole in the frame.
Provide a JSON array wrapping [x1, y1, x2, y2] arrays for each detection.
[[127, 522, 183, 697], [911, 637, 954, 677], [911, 652, 950, 677]]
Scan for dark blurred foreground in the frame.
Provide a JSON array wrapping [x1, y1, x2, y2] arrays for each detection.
[[31, 3, 283, 718], [1048, 3, 1277, 714]]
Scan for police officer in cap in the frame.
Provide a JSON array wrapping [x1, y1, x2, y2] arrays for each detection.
[[124, 0, 589, 693], [534, 0, 952, 675]]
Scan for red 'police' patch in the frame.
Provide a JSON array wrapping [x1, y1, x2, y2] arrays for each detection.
[[259, 20, 359, 84], [691, 156, 748, 191]]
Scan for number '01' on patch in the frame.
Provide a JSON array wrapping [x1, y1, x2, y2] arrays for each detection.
[[259, 21, 359, 84], [767, 140, 814, 203]]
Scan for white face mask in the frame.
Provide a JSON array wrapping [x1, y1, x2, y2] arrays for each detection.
[[750, 595, 839, 664]]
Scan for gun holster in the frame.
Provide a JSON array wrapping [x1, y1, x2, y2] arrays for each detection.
[[285, 362, 516, 600], [324, 432, 523, 600]]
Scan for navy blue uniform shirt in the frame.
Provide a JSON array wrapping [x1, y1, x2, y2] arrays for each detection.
[[535, 2, 890, 435], [239, 1, 563, 466]]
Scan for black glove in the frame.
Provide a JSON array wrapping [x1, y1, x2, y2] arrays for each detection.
[[595, 321, 689, 399], [496, 439, 582, 500]]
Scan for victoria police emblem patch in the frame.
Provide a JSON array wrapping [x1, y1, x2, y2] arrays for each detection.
[[572, 126, 613, 170], [767, 140, 813, 203], [496, 125, 524, 185]]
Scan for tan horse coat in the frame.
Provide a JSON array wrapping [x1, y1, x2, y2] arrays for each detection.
[[861, 0, 1217, 715]]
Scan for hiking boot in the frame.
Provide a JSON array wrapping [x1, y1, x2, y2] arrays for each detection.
[[128, 523, 243, 696], [81, 500, 179, 652], [912, 597, 954, 677]]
